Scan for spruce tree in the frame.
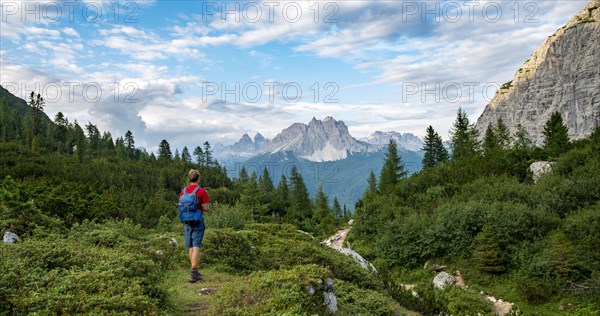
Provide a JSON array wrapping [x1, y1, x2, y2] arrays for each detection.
[[495, 118, 511, 149], [513, 124, 533, 150], [423, 126, 448, 168], [367, 170, 378, 194], [181, 146, 192, 163], [314, 184, 335, 236], [543, 112, 570, 157], [203, 141, 213, 166], [450, 107, 480, 159], [158, 139, 172, 160], [379, 139, 406, 193], [332, 197, 342, 221], [422, 125, 437, 168], [193, 146, 205, 165], [473, 225, 506, 274], [259, 167, 275, 193], [483, 124, 499, 155], [289, 166, 312, 223]]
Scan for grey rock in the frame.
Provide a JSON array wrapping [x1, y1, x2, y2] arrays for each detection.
[[433, 272, 455, 290], [323, 290, 338, 313], [169, 237, 179, 247], [529, 161, 557, 182], [340, 247, 378, 273], [475, 0, 600, 145], [3, 232, 19, 244]]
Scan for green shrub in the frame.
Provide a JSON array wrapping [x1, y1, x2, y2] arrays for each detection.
[[204, 203, 251, 230], [215, 264, 332, 315]]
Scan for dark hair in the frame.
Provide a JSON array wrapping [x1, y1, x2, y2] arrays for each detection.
[[188, 169, 200, 182]]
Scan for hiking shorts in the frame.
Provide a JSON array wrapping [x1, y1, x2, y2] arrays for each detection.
[[184, 221, 205, 248]]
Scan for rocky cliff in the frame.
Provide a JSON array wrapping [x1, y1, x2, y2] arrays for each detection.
[[475, 0, 600, 144]]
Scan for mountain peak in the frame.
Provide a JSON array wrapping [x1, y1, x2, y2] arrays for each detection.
[[259, 117, 373, 162]]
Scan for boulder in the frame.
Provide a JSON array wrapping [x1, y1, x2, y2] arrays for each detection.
[[340, 248, 378, 273], [432, 271, 455, 290], [3, 232, 19, 244], [529, 161, 556, 182]]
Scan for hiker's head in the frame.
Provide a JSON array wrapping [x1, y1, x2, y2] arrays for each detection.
[[188, 169, 200, 183]]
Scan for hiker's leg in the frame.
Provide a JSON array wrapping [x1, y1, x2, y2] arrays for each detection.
[[188, 247, 193, 265], [191, 247, 200, 268]]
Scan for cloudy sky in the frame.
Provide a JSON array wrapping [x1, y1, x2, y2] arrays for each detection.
[[0, 0, 588, 152]]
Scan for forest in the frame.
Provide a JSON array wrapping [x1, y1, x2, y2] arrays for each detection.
[[1, 87, 599, 315]]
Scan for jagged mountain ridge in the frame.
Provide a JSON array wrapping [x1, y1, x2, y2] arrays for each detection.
[[214, 116, 424, 163], [475, 0, 600, 144]]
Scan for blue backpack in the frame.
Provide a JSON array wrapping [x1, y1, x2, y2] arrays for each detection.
[[178, 186, 203, 223]]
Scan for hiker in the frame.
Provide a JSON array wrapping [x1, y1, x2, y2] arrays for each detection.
[[179, 169, 210, 283]]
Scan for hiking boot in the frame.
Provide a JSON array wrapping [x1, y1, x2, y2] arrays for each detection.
[[189, 269, 201, 283]]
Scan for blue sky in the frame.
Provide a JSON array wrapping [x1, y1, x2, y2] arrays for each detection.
[[0, 0, 588, 152]]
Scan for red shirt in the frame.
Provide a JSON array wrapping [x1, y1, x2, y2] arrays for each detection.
[[180, 184, 210, 212]]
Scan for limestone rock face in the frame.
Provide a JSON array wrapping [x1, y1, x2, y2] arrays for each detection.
[[475, 0, 600, 145]]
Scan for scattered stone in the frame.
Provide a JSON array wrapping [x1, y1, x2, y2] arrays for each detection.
[[297, 230, 315, 239], [323, 291, 338, 313], [348, 219, 354, 226], [486, 296, 514, 316], [155, 250, 163, 256], [431, 264, 447, 272], [3, 232, 19, 244], [169, 237, 179, 247], [529, 161, 557, 183], [198, 288, 216, 296], [432, 272, 455, 290], [454, 271, 468, 289], [401, 284, 419, 297]]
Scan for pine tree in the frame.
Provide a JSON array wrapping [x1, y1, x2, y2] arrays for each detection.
[[158, 139, 172, 160], [367, 170, 378, 194], [203, 141, 212, 167], [543, 112, 570, 157], [314, 184, 335, 236], [238, 166, 249, 182], [495, 118, 511, 149], [288, 166, 312, 223], [332, 197, 342, 221], [124, 130, 135, 158], [422, 126, 448, 168], [473, 225, 506, 274], [193, 146, 205, 165], [379, 139, 406, 193], [450, 107, 480, 159], [174, 149, 181, 161], [483, 124, 499, 155], [422, 125, 437, 168], [181, 146, 192, 163], [513, 124, 533, 150], [259, 167, 275, 193], [273, 174, 290, 217], [548, 231, 578, 278]]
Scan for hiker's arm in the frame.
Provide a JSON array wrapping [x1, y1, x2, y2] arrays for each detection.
[[201, 203, 209, 212]]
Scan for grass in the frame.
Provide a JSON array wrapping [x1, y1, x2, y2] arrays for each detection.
[[162, 265, 236, 315]]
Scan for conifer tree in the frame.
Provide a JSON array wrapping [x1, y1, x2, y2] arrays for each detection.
[[379, 139, 406, 193], [203, 141, 213, 167], [314, 184, 335, 235], [483, 124, 499, 155], [367, 170, 378, 194], [422, 125, 448, 168], [259, 167, 275, 193], [193, 146, 205, 165], [543, 112, 570, 157], [289, 166, 312, 223], [513, 124, 533, 150], [181, 146, 192, 163], [158, 139, 172, 160], [495, 118, 511, 149], [332, 197, 342, 220], [450, 107, 480, 159], [473, 225, 506, 274], [174, 149, 181, 161]]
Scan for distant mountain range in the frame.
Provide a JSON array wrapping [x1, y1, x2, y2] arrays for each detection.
[[214, 116, 424, 164], [214, 116, 425, 209]]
